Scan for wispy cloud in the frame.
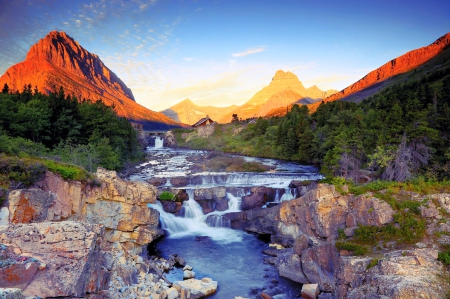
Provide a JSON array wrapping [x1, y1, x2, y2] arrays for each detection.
[[232, 47, 265, 58]]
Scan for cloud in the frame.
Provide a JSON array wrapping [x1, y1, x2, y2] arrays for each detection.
[[232, 47, 265, 57], [184, 57, 194, 62], [195, 7, 202, 12]]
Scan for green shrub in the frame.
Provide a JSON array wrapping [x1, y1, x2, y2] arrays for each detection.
[[338, 228, 346, 239], [41, 159, 92, 181], [438, 248, 450, 265], [335, 241, 368, 256], [366, 258, 379, 270], [159, 191, 175, 201]]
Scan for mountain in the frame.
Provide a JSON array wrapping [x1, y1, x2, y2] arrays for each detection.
[[161, 99, 238, 125], [217, 70, 336, 122], [307, 32, 450, 112], [0, 31, 183, 130]]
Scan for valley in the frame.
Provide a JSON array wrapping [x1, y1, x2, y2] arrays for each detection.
[[0, 10, 449, 299]]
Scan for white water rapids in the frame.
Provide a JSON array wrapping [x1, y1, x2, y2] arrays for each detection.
[[149, 190, 244, 243]]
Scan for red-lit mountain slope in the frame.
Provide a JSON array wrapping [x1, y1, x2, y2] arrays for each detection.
[[0, 31, 183, 130], [307, 32, 450, 112]]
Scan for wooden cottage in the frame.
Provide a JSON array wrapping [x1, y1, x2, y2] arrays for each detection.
[[192, 115, 217, 127]]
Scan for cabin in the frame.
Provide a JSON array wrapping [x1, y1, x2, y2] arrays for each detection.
[[192, 115, 217, 128]]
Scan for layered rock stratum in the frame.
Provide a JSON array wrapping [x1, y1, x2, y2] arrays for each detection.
[[0, 31, 183, 130]]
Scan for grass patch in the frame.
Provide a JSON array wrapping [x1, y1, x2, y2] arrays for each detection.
[[40, 159, 93, 181], [335, 241, 368, 256], [366, 258, 379, 270], [438, 247, 450, 265], [159, 191, 175, 201]]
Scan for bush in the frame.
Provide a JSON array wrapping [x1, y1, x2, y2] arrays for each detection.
[[335, 241, 368, 256], [159, 191, 175, 201], [41, 159, 92, 181], [366, 258, 379, 270], [438, 248, 450, 265]]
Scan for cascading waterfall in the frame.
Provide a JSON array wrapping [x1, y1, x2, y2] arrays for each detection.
[[187, 172, 322, 188], [154, 136, 164, 148], [149, 190, 244, 243], [279, 187, 297, 202]]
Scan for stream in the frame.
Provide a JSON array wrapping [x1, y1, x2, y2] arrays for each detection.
[[129, 143, 322, 298]]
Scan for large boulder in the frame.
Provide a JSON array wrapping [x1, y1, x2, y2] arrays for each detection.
[[0, 221, 108, 298], [173, 277, 218, 299], [194, 187, 228, 213], [341, 249, 445, 299], [241, 186, 277, 210]]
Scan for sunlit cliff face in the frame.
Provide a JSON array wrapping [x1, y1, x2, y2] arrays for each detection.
[[0, 31, 184, 127], [307, 32, 450, 112]]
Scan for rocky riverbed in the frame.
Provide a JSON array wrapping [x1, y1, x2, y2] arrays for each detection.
[[2, 146, 450, 298]]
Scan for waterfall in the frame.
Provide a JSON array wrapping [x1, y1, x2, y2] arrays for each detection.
[[154, 136, 164, 148], [149, 189, 244, 243], [279, 187, 295, 201], [189, 172, 322, 188]]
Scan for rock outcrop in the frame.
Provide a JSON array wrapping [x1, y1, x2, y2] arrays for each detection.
[[1, 168, 224, 298], [9, 168, 163, 254], [0, 221, 107, 298], [340, 249, 445, 299], [0, 31, 183, 130], [225, 183, 448, 297]]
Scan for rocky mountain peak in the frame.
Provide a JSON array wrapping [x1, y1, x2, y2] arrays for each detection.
[[0, 31, 183, 129], [271, 70, 302, 85], [24, 30, 134, 101]]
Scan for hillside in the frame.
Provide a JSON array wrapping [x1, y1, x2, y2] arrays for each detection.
[[0, 31, 183, 130], [306, 32, 450, 112]]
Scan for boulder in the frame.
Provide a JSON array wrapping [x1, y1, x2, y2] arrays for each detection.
[[183, 270, 195, 279], [194, 187, 228, 213], [277, 253, 307, 284], [241, 187, 277, 210], [301, 284, 319, 299], [169, 177, 189, 187], [0, 221, 108, 298], [146, 178, 167, 186], [173, 278, 218, 299], [341, 249, 445, 299]]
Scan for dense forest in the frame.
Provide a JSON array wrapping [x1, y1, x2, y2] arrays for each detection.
[[0, 84, 144, 172], [174, 67, 450, 182]]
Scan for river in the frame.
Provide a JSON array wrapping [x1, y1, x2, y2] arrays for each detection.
[[129, 145, 322, 298]]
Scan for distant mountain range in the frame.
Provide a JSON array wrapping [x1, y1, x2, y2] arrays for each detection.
[[163, 32, 450, 123], [2, 30, 449, 128], [160, 99, 238, 124], [162, 70, 337, 124], [0, 31, 184, 130]]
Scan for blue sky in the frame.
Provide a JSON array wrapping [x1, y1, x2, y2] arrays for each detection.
[[0, 0, 449, 111]]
